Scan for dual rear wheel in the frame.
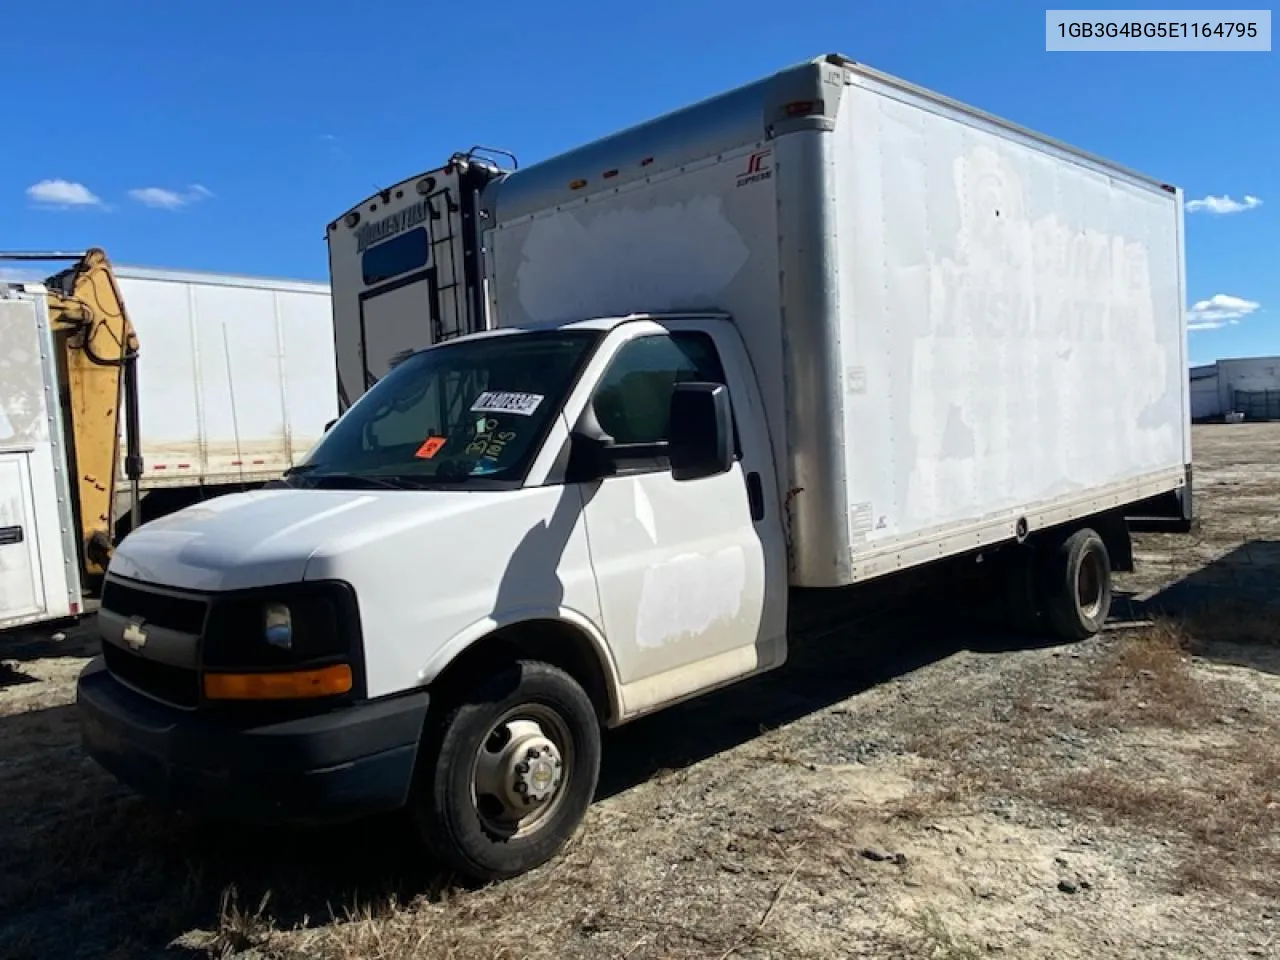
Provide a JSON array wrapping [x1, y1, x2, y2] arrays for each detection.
[[1004, 526, 1114, 641]]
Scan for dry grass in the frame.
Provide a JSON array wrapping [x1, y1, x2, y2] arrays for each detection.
[[1083, 620, 1212, 730], [1032, 747, 1280, 899], [897, 909, 985, 960], [1029, 620, 1280, 898], [893, 613, 1280, 901]]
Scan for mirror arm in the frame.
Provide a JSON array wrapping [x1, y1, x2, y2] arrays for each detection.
[[606, 440, 668, 460]]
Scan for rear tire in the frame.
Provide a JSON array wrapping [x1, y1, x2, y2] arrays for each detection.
[[411, 659, 601, 882], [1040, 527, 1112, 642]]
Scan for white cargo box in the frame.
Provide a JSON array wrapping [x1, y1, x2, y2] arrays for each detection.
[[112, 266, 339, 489], [483, 54, 1190, 588], [0, 291, 84, 629]]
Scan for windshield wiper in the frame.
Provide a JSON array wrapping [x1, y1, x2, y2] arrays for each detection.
[[299, 472, 421, 490]]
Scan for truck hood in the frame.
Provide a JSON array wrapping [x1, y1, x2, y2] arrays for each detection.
[[108, 487, 501, 592]]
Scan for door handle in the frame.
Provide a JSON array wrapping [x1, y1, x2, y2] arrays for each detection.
[[0, 525, 23, 546], [746, 471, 764, 522]]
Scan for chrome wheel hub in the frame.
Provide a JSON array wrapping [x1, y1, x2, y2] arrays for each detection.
[[472, 714, 569, 838]]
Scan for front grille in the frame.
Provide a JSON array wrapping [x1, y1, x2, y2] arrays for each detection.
[[101, 579, 207, 634], [102, 639, 201, 708]]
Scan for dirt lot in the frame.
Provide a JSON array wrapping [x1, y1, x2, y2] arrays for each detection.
[[3, 424, 1279, 959]]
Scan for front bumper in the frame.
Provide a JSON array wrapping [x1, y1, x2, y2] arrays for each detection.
[[76, 657, 430, 825]]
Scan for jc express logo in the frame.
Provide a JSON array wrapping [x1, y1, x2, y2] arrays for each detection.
[[736, 149, 773, 188]]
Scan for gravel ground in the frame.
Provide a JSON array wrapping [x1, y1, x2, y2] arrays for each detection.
[[2, 423, 1278, 959]]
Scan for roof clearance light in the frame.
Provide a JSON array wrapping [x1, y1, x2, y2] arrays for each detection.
[[569, 178, 588, 190], [640, 157, 654, 167], [416, 176, 437, 195], [343, 211, 360, 229], [602, 169, 619, 179], [784, 99, 823, 116]]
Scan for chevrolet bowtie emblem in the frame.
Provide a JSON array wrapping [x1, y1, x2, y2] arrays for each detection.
[[122, 618, 148, 651]]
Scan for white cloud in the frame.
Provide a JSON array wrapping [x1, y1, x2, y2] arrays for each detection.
[[1187, 293, 1261, 331], [1185, 194, 1262, 215], [128, 183, 213, 210], [26, 179, 103, 208]]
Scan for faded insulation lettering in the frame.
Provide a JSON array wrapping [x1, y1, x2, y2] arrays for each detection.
[[909, 143, 1173, 525], [928, 146, 1157, 345]]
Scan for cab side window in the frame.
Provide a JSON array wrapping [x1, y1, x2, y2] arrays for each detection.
[[590, 332, 737, 472]]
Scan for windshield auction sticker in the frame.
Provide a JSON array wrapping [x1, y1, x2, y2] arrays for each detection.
[[415, 436, 446, 459], [470, 391, 545, 416]]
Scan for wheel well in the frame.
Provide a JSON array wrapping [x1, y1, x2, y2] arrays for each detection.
[[428, 620, 615, 725], [1045, 512, 1132, 573]]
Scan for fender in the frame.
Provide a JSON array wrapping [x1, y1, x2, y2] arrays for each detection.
[[417, 605, 625, 722]]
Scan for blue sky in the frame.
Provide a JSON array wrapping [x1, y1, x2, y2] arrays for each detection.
[[1, 1, 1274, 365]]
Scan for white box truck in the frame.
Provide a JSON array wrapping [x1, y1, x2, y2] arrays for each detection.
[[78, 54, 1192, 882]]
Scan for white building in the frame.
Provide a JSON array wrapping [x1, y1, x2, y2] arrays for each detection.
[[1190, 356, 1280, 421]]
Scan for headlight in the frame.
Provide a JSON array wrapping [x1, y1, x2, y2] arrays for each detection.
[[202, 583, 356, 670], [263, 603, 292, 650]]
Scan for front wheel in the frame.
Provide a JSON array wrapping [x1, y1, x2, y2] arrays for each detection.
[[411, 659, 602, 882]]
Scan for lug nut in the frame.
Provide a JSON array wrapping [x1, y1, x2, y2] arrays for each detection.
[[515, 761, 529, 774], [526, 747, 540, 760]]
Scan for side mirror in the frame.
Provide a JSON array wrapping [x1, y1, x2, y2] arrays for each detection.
[[668, 382, 733, 482], [323, 417, 338, 433]]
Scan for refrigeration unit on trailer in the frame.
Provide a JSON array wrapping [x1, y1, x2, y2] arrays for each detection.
[[79, 54, 1192, 884], [326, 151, 508, 411]]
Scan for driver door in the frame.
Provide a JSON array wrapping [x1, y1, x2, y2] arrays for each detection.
[[577, 322, 786, 717]]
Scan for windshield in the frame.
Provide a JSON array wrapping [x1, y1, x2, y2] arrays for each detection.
[[292, 330, 600, 487]]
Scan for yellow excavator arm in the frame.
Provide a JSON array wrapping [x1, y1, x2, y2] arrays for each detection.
[[35, 249, 141, 578]]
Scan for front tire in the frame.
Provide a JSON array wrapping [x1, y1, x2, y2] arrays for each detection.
[[411, 659, 601, 882], [1041, 527, 1112, 642]]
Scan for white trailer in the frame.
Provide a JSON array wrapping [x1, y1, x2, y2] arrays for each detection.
[[111, 265, 339, 513], [81, 54, 1192, 884]]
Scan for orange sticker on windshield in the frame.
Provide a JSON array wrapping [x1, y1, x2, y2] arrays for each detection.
[[415, 437, 446, 459]]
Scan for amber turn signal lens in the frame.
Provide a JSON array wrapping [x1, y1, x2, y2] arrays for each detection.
[[204, 664, 353, 700]]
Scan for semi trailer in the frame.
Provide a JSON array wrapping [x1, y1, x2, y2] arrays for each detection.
[[78, 53, 1191, 882]]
